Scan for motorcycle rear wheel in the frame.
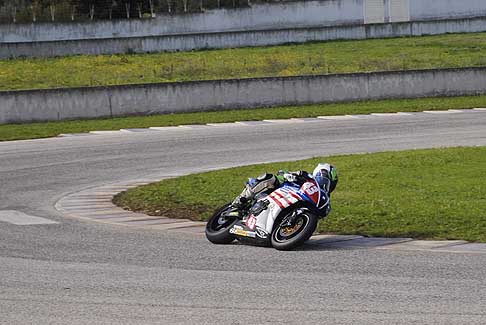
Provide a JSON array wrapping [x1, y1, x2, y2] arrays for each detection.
[[271, 211, 318, 251], [205, 204, 238, 244]]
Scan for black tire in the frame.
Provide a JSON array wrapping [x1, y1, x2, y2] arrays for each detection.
[[205, 204, 238, 244], [271, 210, 318, 251]]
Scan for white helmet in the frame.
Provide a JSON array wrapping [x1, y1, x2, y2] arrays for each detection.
[[312, 163, 338, 193]]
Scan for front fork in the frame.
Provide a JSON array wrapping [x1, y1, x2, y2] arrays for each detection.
[[280, 208, 306, 227]]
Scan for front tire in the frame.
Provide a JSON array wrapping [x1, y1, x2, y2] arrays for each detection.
[[271, 210, 318, 251], [205, 204, 238, 244]]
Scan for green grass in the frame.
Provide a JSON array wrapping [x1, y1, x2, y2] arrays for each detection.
[[2, 32, 486, 90], [1, 95, 486, 141], [113, 147, 486, 242]]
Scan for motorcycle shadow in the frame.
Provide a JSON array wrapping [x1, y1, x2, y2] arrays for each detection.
[[231, 235, 408, 251], [232, 235, 361, 251], [298, 235, 411, 251]]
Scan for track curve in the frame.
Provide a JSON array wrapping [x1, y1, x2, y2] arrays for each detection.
[[1, 110, 486, 323]]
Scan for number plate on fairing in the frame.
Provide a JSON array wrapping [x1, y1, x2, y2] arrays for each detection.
[[300, 180, 320, 205]]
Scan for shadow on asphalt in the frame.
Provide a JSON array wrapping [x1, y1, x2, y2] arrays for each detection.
[[228, 236, 412, 251]]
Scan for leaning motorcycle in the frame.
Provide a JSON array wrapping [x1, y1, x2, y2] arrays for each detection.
[[205, 177, 330, 251]]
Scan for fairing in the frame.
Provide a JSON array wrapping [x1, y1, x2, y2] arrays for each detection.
[[230, 180, 330, 243]]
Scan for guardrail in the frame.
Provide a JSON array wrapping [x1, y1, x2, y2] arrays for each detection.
[[2, 67, 486, 124]]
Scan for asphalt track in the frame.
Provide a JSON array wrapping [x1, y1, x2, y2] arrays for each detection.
[[1, 110, 486, 324]]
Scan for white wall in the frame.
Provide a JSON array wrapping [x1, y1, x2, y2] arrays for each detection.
[[3, 17, 486, 59], [365, 0, 486, 24], [2, 0, 486, 58], [0, 0, 364, 43], [410, 0, 486, 20]]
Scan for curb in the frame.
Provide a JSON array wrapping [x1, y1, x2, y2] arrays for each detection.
[[55, 176, 486, 254], [55, 177, 207, 235], [58, 108, 486, 138]]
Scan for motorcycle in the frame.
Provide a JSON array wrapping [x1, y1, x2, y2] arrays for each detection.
[[205, 176, 330, 250]]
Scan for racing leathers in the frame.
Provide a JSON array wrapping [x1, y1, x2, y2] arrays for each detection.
[[232, 170, 332, 210]]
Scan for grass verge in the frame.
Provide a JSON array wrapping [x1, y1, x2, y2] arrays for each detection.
[[2, 32, 486, 90], [114, 147, 486, 242], [1, 95, 486, 141]]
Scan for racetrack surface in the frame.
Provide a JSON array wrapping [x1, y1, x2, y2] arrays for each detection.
[[1, 110, 486, 323]]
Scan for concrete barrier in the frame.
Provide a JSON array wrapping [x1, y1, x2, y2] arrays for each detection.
[[2, 16, 486, 59], [1, 67, 486, 124]]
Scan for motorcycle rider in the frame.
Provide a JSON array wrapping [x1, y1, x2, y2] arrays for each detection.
[[232, 163, 338, 210]]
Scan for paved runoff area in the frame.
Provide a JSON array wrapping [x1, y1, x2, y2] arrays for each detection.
[[52, 108, 486, 254], [0, 210, 59, 225], [2, 108, 486, 324]]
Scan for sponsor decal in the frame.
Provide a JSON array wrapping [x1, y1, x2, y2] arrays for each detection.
[[255, 227, 269, 239], [229, 226, 256, 238], [245, 215, 257, 230]]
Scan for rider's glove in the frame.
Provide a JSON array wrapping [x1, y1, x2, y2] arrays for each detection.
[[283, 173, 297, 183]]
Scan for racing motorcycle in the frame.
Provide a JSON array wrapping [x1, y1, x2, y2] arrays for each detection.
[[205, 176, 330, 250]]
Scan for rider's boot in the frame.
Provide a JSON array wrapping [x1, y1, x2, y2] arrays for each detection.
[[227, 197, 250, 218]]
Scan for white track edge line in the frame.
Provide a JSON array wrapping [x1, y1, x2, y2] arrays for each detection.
[[57, 108, 484, 138]]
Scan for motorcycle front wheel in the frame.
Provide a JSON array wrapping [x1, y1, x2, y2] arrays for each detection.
[[271, 210, 318, 251], [205, 204, 239, 244]]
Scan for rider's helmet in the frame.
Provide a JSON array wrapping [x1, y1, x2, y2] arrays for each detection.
[[312, 163, 338, 193]]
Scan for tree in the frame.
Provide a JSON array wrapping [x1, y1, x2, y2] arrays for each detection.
[[0, 0, 22, 23], [73, 0, 147, 20]]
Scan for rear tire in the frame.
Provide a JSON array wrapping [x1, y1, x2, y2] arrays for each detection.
[[205, 204, 238, 244], [271, 210, 318, 251]]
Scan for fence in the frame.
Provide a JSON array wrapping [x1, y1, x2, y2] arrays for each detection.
[[3, 0, 486, 25], [1, 67, 485, 124], [0, 0, 285, 24]]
